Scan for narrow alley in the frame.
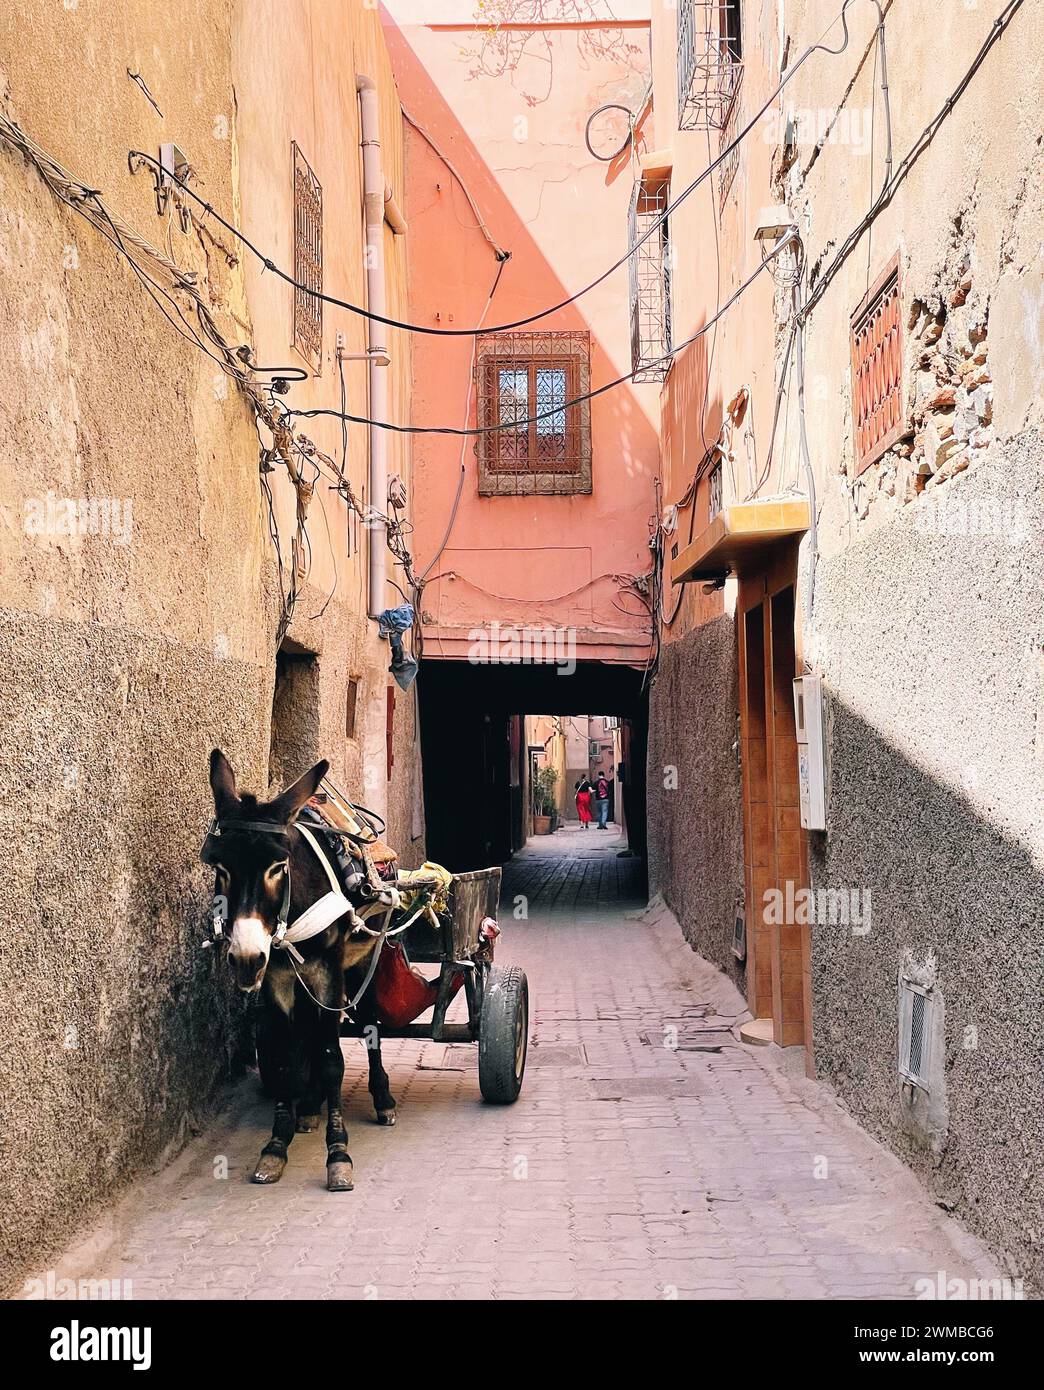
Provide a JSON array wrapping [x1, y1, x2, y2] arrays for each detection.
[[48, 824, 996, 1302], [2, 0, 1040, 1350]]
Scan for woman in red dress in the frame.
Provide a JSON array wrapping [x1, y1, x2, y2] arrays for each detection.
[[575, 778, 593, 829]]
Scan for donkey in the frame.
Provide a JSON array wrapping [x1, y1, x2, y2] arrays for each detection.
[[204, 749, 398, 1190]]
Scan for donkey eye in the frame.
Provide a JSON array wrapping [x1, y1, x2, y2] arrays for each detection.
[[265, 862, 289, 881]]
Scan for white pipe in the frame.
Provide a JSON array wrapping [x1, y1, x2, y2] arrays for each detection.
[[357, 74, 388, 620]]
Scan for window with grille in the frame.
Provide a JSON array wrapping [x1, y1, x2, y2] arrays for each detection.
[[717, 62, 744, 208], [292, 141, 323, 374], [629, 176, 672, 382], [475, 331, 592, 495], [678, 0, 744, 132], [851, 253, 904, 474]]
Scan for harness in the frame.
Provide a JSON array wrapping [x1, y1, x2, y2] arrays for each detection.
[[199, 805, 449, 1016], [200, 814, 401, 960]]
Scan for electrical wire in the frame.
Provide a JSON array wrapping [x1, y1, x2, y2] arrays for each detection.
[[288, 233, 798, 438], [799, 0, 1023, 324], [124, 0, 871, 341]]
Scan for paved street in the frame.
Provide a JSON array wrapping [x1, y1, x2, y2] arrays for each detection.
[[48, 826, 997, 1300]]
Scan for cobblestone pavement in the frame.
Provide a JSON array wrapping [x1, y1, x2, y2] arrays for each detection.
[[47, 825, 998, 1300]]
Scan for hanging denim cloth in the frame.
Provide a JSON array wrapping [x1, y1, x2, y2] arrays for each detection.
[[377, 603, 418, 690]]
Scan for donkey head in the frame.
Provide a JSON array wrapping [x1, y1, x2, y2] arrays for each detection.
[[205, 749, 329, 992]]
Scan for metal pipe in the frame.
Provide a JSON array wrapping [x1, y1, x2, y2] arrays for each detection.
[[357, 74, 388, 619], [384, 184, 407, 235]]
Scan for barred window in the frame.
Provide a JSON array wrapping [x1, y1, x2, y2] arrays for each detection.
[[629, 176, 672, 382], [851, 253, 904, 474], [475, 331, 592, 495], [678, 1, 744, 133], [292, 141, 323, 374]]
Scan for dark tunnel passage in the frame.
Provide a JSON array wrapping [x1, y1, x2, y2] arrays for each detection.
[[417, 658, 649, 879]]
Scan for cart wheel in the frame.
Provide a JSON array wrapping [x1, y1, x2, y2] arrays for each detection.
[[478, 965, 528, 1103]]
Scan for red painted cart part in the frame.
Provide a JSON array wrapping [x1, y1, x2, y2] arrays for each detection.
[[373, 940, 464, 1027]]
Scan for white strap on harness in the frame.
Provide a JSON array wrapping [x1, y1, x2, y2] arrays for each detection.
[[271, 823, 353, 963]]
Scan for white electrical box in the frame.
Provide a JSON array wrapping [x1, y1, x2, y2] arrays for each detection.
[[793, 674, 826, 831]]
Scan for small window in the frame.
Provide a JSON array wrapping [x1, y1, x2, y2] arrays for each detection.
[[708, 460, 723, 520], [476, 332, 592, 495], [851, 253, 904, 474], [629, 176, 672, 381], [292, 141, 323, 374], [678, 0, 744, 132], [345, 678, 359, 740]]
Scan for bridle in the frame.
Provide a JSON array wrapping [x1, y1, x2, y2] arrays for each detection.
[[199, 815, 406, 1010]]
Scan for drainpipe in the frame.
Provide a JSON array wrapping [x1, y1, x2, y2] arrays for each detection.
[[357, 75, 389, 620]]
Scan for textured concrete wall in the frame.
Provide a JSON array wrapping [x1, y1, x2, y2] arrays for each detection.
[[647, 614, 745, 988], [779, 0, 1044, 1286], [0, 0, 422, 1292], [809, 432, 1044, 1288]]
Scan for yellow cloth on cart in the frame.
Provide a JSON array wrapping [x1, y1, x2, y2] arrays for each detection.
[[397, 861, 454, 916]]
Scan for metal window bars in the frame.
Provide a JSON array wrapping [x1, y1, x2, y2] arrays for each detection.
[[677, 0, 744, 133], [292, 141, 323, 374], [475, 331, 593, 495], [629, 178, 672, 382]]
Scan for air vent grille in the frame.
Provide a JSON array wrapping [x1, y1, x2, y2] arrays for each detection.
[[899, 980, 932, 1089]]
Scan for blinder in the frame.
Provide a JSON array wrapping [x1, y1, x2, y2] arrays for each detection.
[[200, 818, 294, 946]]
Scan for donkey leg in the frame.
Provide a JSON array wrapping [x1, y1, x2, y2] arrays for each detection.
[[358, 995, 394, 1123], [254, 1009, 294, 1184], [361, 1006, 397, 1125], [320, 1010, 353, 1192], [295, 1038, 323, 1133]]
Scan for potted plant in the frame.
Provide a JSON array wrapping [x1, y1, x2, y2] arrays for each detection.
[[532, 765, 558, 835]]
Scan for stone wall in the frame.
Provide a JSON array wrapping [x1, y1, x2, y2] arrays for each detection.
[[778, 0, 1044, 1286], [0, 0, 422, 1293], [647, 614, 746, 988]]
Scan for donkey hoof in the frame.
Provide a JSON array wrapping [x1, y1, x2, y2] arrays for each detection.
[[327, 1160, 354, 1192], [376, 1108, 397, 1127], [295, 1113, 321, 1133], [253, 1153, 287, 1184]]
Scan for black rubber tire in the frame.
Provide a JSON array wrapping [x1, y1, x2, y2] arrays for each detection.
[[478, 965, 529, 1104]]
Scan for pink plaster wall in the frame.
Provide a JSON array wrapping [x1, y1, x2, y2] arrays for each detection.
[[383, 5, 660, 666]]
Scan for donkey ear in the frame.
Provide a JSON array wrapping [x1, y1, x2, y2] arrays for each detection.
[[268, 759, 330, 824], [209, 749, 239, 815]]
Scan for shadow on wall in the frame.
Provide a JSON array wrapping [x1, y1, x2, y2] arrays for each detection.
[[810, 692, 1044, 1293]]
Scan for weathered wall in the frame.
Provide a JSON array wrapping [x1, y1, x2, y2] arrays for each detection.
[[778, 0, 1044, 1283], [642, 0, 1044, 1282], [0, 0, 422, 1293], [233, 0, 423, 855], [644, 0, 782, 984], [0, 0, 262, 1294], [647, 615, 745, 985], [383, 3, 660, 668]]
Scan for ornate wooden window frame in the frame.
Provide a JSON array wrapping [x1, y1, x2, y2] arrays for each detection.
[[475, 331, 592, 496], [850, 251, 905, 475]]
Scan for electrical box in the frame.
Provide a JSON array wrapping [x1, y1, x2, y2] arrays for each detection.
[[793, 674, 826, 831]]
